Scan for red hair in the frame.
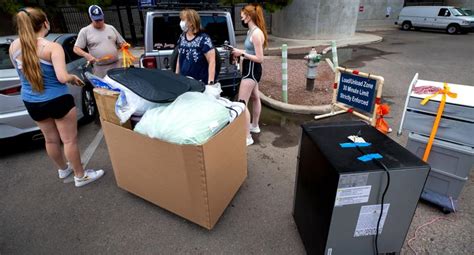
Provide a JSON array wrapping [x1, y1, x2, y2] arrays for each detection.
[[242, 3, 268, 48]]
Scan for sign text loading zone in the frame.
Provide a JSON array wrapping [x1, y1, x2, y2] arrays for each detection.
[[337, 73, 377, 113]]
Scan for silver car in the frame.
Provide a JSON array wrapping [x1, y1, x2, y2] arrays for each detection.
[[0, 33, 96, 140]]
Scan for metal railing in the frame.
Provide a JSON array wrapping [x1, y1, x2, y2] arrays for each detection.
[[40, 2, 273, 46], [51, 5, 145, 46]]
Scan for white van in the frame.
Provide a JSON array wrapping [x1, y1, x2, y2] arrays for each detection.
[[396, 6, 474, 34]]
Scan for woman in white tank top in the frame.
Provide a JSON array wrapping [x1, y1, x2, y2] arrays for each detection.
[[231, 3, 268, 146]]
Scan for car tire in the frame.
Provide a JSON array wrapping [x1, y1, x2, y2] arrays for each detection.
[[401, 21, 412, 31], [447, 24, 459, 34], [81, 85, 97, 123]]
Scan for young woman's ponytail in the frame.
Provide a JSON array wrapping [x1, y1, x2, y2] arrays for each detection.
[[15, 8, 47, 92], [253, 4, 268, 49], [242, 4, 268, 49]]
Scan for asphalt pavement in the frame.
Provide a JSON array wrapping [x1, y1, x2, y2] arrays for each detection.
[[1, 29, 473, 254]]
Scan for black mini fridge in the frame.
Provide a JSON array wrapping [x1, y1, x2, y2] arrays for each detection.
[[293, 121, 430, 255]]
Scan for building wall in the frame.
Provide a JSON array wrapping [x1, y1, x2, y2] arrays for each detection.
[[446, 0, 474, 9], [272, 0, 360, 39], [356, 0, 405, 30]]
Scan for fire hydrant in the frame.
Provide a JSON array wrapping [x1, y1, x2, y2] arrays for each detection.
[[304, 48, 322, 91]]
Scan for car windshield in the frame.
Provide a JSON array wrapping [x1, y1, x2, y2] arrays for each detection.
[[462, 9, 473, 16], [153, 15, 230, 50], [0, 44, 14, 70], [450, 8, 466, 16]]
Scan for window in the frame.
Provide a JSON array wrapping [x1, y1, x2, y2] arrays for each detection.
[[450, 8, 466, 16], [61, 36, 82, 63], [153, 15, 182, 50], [438, 8, 451, 17], [152, 14, 230, 50], [0, 44, 14, 70], [463, 9, 473, 16], [201, 15, 230, 47]]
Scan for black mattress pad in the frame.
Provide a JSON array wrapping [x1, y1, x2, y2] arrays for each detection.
[[107, 68, 205, 103]]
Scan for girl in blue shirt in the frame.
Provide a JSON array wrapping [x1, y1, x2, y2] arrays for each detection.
[[9, 7, 104, 187]]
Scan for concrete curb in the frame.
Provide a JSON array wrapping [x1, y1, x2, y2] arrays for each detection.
[[321, 36, 383, 54], [265, 32, 383, 51], [259, 33, 383, 115], [259, 91, 332, 115]]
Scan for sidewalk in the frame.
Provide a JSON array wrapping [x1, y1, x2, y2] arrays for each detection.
[[237, 32, 383, 51]]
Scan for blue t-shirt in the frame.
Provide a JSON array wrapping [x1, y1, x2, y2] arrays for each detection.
[[178, 32, 213, 84]]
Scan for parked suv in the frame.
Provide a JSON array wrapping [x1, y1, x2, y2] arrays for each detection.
[[140, 9, 241, 98]]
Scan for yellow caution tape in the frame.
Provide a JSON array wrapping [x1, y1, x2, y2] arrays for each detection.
[[420, 82, 457, 162]]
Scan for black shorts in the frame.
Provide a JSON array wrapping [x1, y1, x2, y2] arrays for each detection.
[[24, 94, 75, 122], [242, 59, 262, 83]]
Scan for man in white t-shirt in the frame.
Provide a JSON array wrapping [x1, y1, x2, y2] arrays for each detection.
[[73, 5, 128, 77]]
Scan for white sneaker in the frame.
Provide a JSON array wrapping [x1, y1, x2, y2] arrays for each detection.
[[58, 163, 73, 179], [74, 169, 105, 187], [246, 136, 254, 146], [250, 125, 261, 134]]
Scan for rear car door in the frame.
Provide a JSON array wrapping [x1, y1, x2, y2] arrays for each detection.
[[144, 11, 236, 70], [145, 11, 182, 70], [54, 34, 88, 119], [0, 41, 24, 115], [0, 40, 39, 138]]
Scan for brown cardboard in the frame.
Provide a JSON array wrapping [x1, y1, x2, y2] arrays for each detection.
[[100, 110, 247, 230], [93, 88, 131, 129]]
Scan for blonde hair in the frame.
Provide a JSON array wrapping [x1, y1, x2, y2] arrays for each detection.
[[242, 3, 268, 49], [15, 7, 48, 92], [179, 8, 201, 34]]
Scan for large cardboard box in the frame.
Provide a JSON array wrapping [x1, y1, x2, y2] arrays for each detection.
[[98, 92, 247, 230]]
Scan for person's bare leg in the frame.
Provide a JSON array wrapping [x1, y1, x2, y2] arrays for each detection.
[[55, 107, 84, 177], [250, 82, 261, 127], [36, 118, 67, 170], [238, 79, 256, 137]]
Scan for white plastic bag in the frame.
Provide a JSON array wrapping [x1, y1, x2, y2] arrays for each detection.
[[103, 75, 163, 123], [203, 82, 222, 99], [84, 72, 120, 91], [134, 92, 230, 145], [216, 97, 245, 122]]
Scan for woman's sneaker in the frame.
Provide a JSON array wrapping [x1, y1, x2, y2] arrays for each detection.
[[246, 136, 254, 146], [74, 169, 105, 187], [58, 163, 73, 179], [250, 125, 260, 134]]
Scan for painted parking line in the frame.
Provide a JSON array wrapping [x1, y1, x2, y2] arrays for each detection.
[[63, 129, 104, 183]]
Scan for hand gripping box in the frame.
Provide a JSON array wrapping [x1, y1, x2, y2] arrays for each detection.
[[95, 89, 247, 230]]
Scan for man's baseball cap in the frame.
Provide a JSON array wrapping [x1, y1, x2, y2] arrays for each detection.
[[88, 5, 104, 21]]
